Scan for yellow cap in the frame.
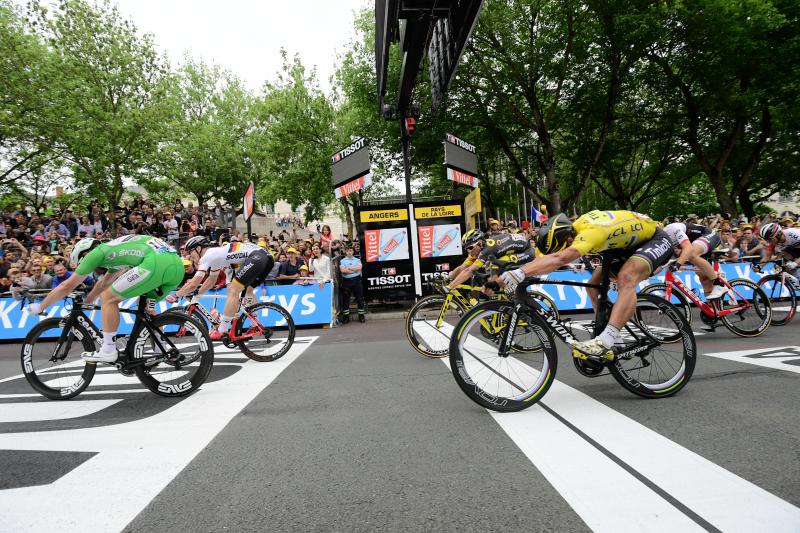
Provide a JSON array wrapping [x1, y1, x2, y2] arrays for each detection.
[[299, 264, 308, 271], [182, 259, 192, 266], [287, 247, 298, 253]]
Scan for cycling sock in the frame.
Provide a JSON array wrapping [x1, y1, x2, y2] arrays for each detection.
[[102, 332, 116, 352], [598, 325, 621, 349], [218, 315, 233, 333]]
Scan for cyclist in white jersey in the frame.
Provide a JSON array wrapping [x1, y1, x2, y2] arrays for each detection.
[[168, 236, 274, 339], [663, 222, 727, 299], [759, 223, 800, 274]]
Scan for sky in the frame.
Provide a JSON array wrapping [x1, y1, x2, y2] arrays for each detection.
[[114, 0, 370, 93]]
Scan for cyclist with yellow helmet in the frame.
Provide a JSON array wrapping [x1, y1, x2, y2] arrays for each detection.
[[499, 210, 674, 357]]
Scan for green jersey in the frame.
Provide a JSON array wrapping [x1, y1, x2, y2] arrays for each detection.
[[75, 235, 174, 275]]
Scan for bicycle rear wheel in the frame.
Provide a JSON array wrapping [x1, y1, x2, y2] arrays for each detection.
[[132, 313, 214, 397], [405, 294, 465, 358], [449, 300, 557, 412], [639, 282, 692, 328], [757, 274, 797, 326], [718, 279, 772, 337], [21, 318, 96, 400], [234, 302, 295, 362], [610, 294, 695, 398]]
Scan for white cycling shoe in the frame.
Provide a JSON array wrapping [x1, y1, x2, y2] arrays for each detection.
[[706, 285, 728, 300], [81, 348, 118, 363]]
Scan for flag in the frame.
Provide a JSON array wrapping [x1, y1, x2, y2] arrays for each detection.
[[531, 205, 548, 224]]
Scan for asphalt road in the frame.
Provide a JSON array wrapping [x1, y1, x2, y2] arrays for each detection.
[[0, 312, 798, 532]]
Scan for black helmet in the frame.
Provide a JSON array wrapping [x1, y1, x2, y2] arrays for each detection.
[[536, 213, 573, 254], [184, 235, 211, 251], [462, 229, 485, 247]]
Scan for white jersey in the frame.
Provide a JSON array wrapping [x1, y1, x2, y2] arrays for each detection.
[[197, 242, 262, 272], [778, 228, 800, 253]]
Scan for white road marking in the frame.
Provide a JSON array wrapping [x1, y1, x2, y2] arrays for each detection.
[[704, 346, 800, 374], [443, 329, 800, 532], [0, 336, 318, 532], [0, 399, 122, 423]]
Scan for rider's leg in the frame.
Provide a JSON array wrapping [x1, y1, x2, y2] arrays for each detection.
[[218, 280, 245, 333], [586, 267, 603, 311], [690, 244, 717, 293], [598, 258, 651, 347], [99, 288, 124, 352]]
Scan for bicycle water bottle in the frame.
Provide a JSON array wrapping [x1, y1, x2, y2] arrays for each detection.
[[210, 308, 220, 321], [115, 336, 128, 352]]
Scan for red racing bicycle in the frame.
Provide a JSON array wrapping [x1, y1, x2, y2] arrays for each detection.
[[640, 252, 772, 338]]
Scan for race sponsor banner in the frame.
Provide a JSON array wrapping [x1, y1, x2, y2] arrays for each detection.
[[364, 228, 409, 263], [444, 133, 478, 176], [418, 224, 462, 258], [331, 138, 370, 187], [242, 181, 255, 221], [363, 262, 414, 294], [0, 283, 333, 341], [334, 174, 371, 199], [446, 167, 478, 188], [464, 187, 482, 229]]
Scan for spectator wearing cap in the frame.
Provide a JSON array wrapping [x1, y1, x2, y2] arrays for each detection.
[[293, 264, 314, 285], [181, 258, 196, 284], [487, 218, 502, 235], [278, 247, 303, 285], [339, 243, 365, 323]]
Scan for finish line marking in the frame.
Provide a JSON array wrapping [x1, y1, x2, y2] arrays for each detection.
[[0, 337, 317, 532], [440, 329, 800, 532], [704, 346, 800, 374]]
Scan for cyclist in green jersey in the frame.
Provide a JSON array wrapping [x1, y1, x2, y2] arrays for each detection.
[[26, 235, 184, 362]]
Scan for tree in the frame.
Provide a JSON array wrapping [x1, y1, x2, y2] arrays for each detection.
[[28, 0, 174, 231]]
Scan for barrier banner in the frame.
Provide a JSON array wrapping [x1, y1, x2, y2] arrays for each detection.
[[0, 283, 333, 341], [358, 203, 415, 297]]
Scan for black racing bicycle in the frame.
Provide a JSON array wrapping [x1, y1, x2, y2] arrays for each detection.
[[448, 251, 696, 412], [19, 289, 214, 400]]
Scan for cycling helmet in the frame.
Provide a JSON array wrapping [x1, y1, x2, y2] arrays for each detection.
[[70, 238, 99, 266], [760, 222, 782, 240], [184, 235, 211, 251], [462, 229, 485, 247], [536, 213, 573, 254]]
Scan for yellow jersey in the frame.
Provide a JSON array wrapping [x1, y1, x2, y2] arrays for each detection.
[[571, 210, 658, 255]]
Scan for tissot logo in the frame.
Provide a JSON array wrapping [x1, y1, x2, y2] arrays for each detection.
[[381, 268, 396, 276], [445, 133, 476, 153], [331, 138, 366, 164]]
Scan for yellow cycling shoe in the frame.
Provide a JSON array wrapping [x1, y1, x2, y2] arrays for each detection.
[[569, 338, 615, 362]]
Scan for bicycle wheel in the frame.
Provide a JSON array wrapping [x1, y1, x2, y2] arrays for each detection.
[[529, 290, 560, 320], [406, 294, 466, 358], [757, 274, 797, 326], [21, 317, 96, 400], [132, 313, 214, 397], [233, 302, 295, 362], [609, 293, 695, 398], [449, 300, 557, 412], [639, 282, 692, 326], [718, 278, 772, 337]]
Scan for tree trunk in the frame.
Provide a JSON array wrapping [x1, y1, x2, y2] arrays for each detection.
[[737, 188, 756, 219], [341, 198, 354, 240], [706, 170, 737, 216]]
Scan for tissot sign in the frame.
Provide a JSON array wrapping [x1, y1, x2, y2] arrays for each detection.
[[331, 137, 371, 193], [444, 133, 478, 188]]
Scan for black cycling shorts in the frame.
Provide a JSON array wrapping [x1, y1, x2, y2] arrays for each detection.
[[606, 227, 673, 277], [232, 250, 274, 288], [696, 232, 722, 257], [783, 244, 800, 260]]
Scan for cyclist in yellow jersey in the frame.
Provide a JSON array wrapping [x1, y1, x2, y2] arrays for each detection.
[[498, 210, 674, 358]]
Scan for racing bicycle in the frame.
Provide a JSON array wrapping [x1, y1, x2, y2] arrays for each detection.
[[640, 251, 772, 338], [448, 251, 696, 412], [174, 286, 295, 362], [405, 275, 559, 358], [19, 289, 214, 400], [756, 257, 799, 326]]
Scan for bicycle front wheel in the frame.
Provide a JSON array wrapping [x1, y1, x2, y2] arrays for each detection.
[[718, 279, 772, 337], [21, 317, 96, 400], [639, 282, 692, 327], [132, 313, 214, 397], [757, 274, 797, 326], [405, 294, 466, 358], [234, 302, 295, 362], [610, 294, 696, 398], [449, 300, 557, 412]]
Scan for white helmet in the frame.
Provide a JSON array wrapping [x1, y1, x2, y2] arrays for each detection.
[[70, 238, 99, 267]]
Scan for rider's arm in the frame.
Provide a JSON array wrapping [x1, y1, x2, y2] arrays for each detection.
[[675, 241, 694, 266], [519, 247, 582, 277], [448, 263, 479, 289], [34, 272, 87, 311]]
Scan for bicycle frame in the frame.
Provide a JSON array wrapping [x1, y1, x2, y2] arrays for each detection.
[[497, 254, 660, 362], [662, 261, 751, 318], [183, 291, 270, 344]]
